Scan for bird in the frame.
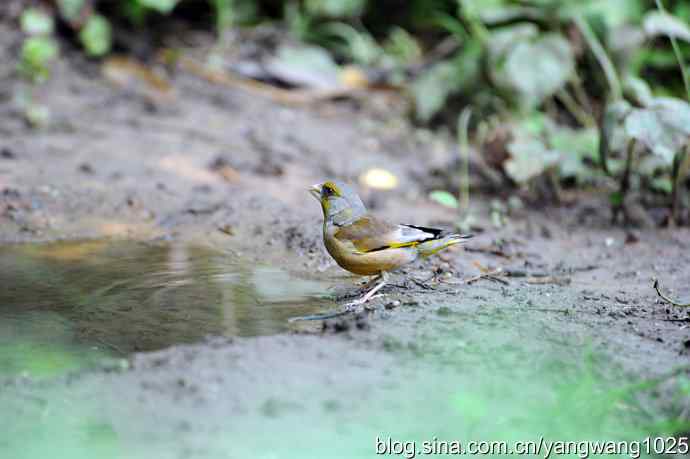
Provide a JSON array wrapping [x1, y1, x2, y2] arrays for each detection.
[[309, 180, 473, 306]]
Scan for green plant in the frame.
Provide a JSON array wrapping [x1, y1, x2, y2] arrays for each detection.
[[79, 14, 112, 57], [595, 0, 690, 223], [10, 0, 690, 222], [18, 8, 58, 83], [429, 109, 477, 231]]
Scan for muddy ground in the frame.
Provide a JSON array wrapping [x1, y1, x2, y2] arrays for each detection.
[[1, 18, 690, 459]]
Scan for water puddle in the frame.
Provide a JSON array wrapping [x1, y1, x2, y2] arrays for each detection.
[[0, 240, 334, 378], [0, 240, 685, 459]]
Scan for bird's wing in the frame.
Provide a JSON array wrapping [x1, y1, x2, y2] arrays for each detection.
[[334, 215, 444, 253]]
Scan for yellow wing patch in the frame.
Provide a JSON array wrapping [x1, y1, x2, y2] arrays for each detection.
[[334, 217, 437, 253]]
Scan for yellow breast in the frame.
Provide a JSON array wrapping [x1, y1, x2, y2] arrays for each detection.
[[323, 227, 417, 276]]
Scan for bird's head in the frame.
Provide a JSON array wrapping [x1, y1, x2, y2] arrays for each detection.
[[309, 180, 366, 225]]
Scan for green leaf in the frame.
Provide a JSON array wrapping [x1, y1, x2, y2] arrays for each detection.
[[643, 11, 690, 43], [550, 126, 599, 182], [487, 23, 539, 60], [460, 0, 512, 20], [411, 42, 482, 122], [305, 0, 365, 18], [489, 29, 574, 108], [624, 97, 690, 165], [651, 177, 673, 194], [622, 75, 654, 106], [609, 191, 623, 207], [321, 23, 382, 66], [266, 45, 341, 89], [383, 27, 422, 65], [79, 15, 112, 57], [19, 36, 59, 82], [20, 8, 54, 36], [505, 136, 560, 184], [411, 60, 460, 122], [57, 0, 85, 22], [212, 0, 258, 28], [139, 0, 180, 14], [429, 191, 459, 209], [521, 112, 548, 136], [601, 99, 633, 154], [568, 0, 644, 29]]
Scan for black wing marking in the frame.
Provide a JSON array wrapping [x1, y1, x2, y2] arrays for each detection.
[[400, 224, 445, 239], [364, 224, 445, 253]]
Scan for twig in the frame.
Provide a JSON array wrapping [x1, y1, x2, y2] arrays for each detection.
[[671, 148, 687, 224], [526, 276, 571, 286], [409, 278, 435, 290], [617, 139, 637, 224], [458, 108, 472, 212], [464, 246, 512, 258], [463, 268, 509, 285], [486, 275, 509, 285], [178, 56, 364, 105], [95, 337, 127, 356], [653, 278, 690, 307]]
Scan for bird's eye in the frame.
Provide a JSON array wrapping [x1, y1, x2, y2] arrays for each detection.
[[322, 184, 334, 197]]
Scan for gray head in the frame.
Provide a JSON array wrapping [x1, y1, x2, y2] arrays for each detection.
[[309, 180, 367, 226]]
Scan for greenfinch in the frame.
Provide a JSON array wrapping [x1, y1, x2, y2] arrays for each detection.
[[309, 180, 472, 305]]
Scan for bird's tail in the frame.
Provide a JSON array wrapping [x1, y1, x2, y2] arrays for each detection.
[[417, 233, 473, 258]]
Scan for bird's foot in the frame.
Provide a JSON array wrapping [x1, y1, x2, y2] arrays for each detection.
[[344, 294, 385, 311], [358, 275, 382, 292]]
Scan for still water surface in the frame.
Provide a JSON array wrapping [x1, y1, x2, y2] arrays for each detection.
[[0, 240, 333, 377]]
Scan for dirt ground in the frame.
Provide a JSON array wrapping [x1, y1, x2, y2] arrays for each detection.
[[1, 18, 690, 458]]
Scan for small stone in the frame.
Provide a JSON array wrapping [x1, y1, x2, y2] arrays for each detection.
[[78, 162, 94, 174], [436, 306, 452, 316], [1, 148, 15, 159], [385, 300, 400, 310]]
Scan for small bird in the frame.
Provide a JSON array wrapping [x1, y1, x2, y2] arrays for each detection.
[[309, 180, 473, 305]]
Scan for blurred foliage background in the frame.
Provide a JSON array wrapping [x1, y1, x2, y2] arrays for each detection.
[[10, 0, 690, 225]]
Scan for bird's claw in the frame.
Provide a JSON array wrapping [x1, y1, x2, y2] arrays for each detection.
[[343, 294, 385, 311]]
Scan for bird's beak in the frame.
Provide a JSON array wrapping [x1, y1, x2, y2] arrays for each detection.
[[308, 184, 321, 201]]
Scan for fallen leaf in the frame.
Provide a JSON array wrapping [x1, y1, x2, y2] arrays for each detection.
[[102, 56, 175, 103], [265, 45, 341, 90], [360, 168, 398, 190], [429, 190, 459, 208]]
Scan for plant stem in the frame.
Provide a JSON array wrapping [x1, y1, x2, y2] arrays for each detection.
[[457, 3, 490, 45], [653, 278, 690, 307], [573, 15, 622, 101], [570, 75, 594, 115], [655, 0, 690, 100], [458, 108, 472, 212], [556, 88, 596, 128], [671, 148, 688, 224], [615, 139, 636, 223]]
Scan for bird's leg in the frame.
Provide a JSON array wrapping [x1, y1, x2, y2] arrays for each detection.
[[345, 272, 388, 309], [359, 274, 382, 292]]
